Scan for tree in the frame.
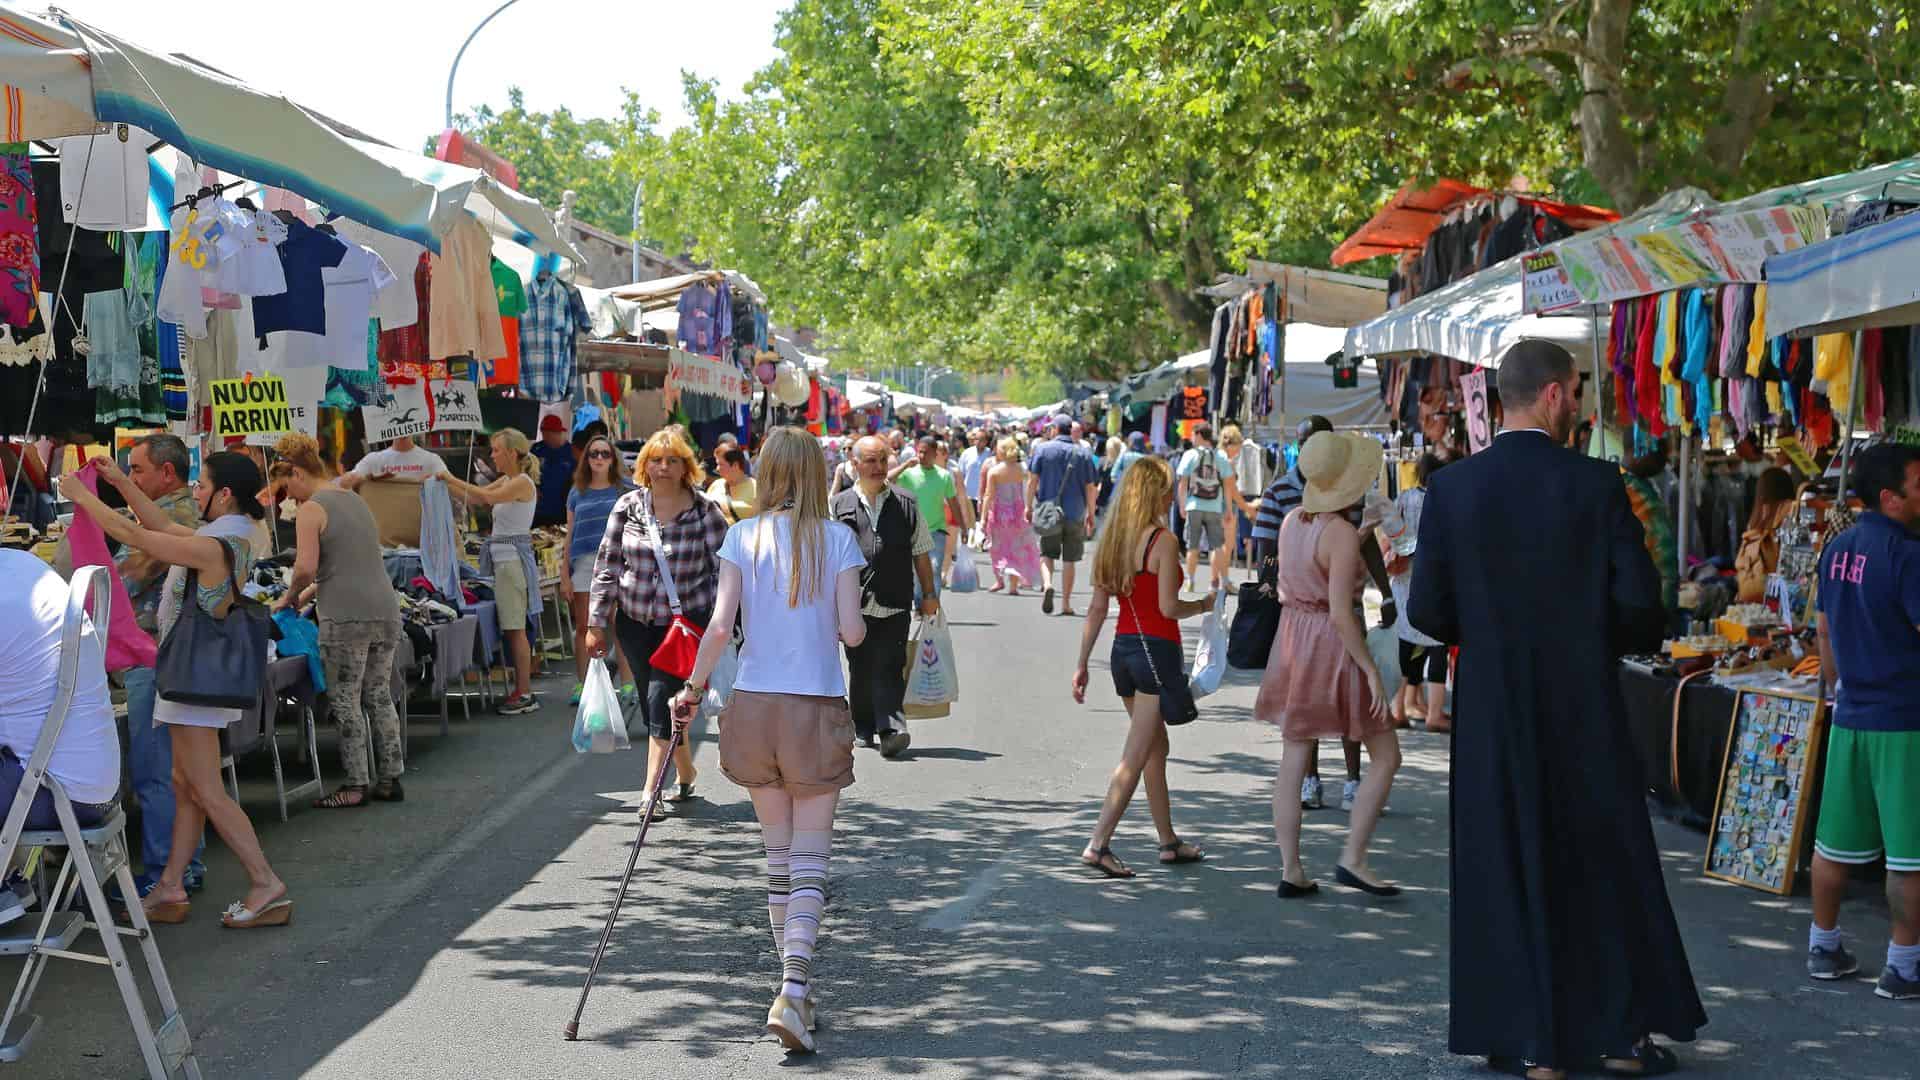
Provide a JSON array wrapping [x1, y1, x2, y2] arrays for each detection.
[[442, 88, 660, 236], [1003, 370, 1065, 409]]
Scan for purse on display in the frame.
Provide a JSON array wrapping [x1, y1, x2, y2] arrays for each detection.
[[640, 490, 705, 680], [155, 556, 271, 709]]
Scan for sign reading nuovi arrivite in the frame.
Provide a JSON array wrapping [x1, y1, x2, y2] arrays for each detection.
[[210, 375, 291, 439]]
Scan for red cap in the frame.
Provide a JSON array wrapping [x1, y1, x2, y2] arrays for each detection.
[[539, 414, 566, 432]]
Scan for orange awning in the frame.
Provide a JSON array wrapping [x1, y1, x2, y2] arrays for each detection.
[[1331, 179, 1619, 267]]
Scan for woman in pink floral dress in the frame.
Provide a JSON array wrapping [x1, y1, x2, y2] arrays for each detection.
[[981, 437, 1045, 595]]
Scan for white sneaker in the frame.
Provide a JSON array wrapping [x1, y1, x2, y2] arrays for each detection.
[[766, 993, 815, 1052], [1300, 776, 1323, 810], [1340, 779, 1360, 813]]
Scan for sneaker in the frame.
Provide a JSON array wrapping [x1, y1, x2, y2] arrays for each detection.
[[1808, 943, 1859, 981], [1300, 776, 1324, 810], [1876, 963, 1920, 1001], [496, 693, 539, 716], [1341, 779, 1360, 813], [619, 683, 639, 706], [765, 993, 815, 1053], [880, 714, 911, 758], [568, 683, 583, 706], [0, 872, 29, 927]]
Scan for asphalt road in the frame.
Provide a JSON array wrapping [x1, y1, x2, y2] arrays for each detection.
[[16, 563, 1919, 1078]]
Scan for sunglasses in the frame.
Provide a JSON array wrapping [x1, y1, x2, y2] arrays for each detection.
[[587, 450, 615, 460]]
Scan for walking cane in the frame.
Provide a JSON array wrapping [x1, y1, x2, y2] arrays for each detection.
[[562, 720, 684, 1041]]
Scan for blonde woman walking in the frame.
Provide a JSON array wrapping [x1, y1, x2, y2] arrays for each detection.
[[667, 427, 868, 1054], [445, 429, 542, 714], [981, 436, 1044, 595], [1069, 457, 1217, 878]]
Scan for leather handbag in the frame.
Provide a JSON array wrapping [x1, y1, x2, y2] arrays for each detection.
[[1227, 581, 1280, 669], [1123, 593, 1198, 726], [155, 558, 271, 709], [640, 490, 705, 680]]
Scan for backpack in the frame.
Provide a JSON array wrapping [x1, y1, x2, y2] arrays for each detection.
[[1189, 450, 1222, 502]]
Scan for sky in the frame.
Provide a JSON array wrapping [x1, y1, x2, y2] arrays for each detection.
[[45, 0, 791, 148]]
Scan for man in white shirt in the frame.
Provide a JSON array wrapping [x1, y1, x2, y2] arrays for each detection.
[[339, 436, 449, 490], [958, 427, 991, 525], [0, 550, 122, 921]]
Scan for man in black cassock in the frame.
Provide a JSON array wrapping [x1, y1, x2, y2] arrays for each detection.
[[1408, 341, 1707, 1079]]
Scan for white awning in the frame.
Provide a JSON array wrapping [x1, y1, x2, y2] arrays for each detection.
[[1345, 254, 1607, 370], [1764, 211, 1920, 339]]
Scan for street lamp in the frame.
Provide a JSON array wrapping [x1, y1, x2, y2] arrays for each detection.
[[444, 0, 528, 130]]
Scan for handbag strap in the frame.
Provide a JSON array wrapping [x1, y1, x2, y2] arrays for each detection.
[[639, 489, 684, 616], [183, 534, 248, 613], [1121, 591, 1171, 689]]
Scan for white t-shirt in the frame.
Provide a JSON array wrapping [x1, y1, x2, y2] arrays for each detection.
[[278, 241, 396, 370], [0, 550, 121, 805], [353, 446, 449, 482], [719, 515, 866, 698], [331, 219, 426, 330], [55, 125, 162, 232]]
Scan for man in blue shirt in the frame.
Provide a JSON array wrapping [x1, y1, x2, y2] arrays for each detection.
[[1807, 442, 1920, 1000], [1026, 415, 1099, 616]]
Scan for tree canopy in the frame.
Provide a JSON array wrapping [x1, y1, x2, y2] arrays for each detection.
[[463, 1, 1916, 382]]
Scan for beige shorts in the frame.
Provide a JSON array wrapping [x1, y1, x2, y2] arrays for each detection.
[[494, 548, 530, 631], [718, 690, 856, 797]]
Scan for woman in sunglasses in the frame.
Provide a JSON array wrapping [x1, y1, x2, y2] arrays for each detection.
[[563, 436, 638, 706]]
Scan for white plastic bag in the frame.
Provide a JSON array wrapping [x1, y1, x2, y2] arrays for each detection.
[[1367, 627, 1404, 705], [1189, 587, 1228, 698], [571, 658, 631, 753], [704, 634, 739, 716], [947, 543, 979, 592], [903, 611, 959, 718]]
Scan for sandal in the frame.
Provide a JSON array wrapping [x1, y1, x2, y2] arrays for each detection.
[[370, 779, 405, 803], [313, 785, 368, 809], [142, 896, 191, 924], [221, 898, 293, 929], [664, 782, 698, 803], [1159, 839, 1206, 864], [1487, 1058, 1563, 1080], [1597, 1041, 1679, 1077], [1080, 846, 1134, 879]]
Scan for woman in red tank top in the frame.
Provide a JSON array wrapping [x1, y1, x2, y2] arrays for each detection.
[[1069, 457, 1219, 879]]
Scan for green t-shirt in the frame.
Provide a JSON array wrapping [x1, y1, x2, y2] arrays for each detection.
[[491, 258, 528, 318], [896, 465, 957, 529]]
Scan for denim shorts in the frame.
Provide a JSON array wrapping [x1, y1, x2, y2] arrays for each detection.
[[1110, 634, 1185, 699]]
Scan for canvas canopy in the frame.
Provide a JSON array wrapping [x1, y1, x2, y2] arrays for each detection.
[[1345, 254, 1607, 370], [1243, 261, 1389, 328], [1331, 179, 1618, 267], [608, 270, 769, 310], [1764, 210, 1920, 339]]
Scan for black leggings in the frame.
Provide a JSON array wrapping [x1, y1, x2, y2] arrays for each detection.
[[612, 610, 708, 740]]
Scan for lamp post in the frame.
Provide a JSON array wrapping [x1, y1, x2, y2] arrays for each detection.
[[630, 178, 644, 282], [444, 0, 527, 130]]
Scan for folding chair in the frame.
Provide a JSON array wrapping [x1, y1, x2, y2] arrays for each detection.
[[0, 567, 202, 1078]]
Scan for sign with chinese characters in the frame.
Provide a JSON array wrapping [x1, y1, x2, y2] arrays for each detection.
[[1461, 368, 1492, 454], [362, 382, 432, 443], [1706, 690, 1825, 895], [666, 348, 753, 405]]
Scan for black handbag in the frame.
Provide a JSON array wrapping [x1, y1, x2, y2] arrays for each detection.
[[1227, 581, 1280, 669], [155, 557, 271, 709], [1123, 593, 1199, 726]]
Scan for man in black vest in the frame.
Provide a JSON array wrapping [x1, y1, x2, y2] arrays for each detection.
[[832, 435, 940, 758]]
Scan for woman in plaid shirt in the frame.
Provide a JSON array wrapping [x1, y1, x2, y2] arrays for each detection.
[[586, 429, 730, 815]]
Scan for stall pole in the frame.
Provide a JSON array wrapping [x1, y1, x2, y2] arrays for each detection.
[[1831, 330, 1868, 504], [1676, 435, 1692, 607], [629, 180, 645, 282], [1589, 305, 1606, 455]]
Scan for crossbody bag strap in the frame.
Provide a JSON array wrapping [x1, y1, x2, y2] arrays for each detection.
[[1122, 591, 1168, 687], [641, 489, 684, 616]]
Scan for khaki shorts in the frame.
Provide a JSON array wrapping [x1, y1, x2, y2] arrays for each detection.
[[494, 547, 530, 631], [1041, 518, 1086, 562], [719, 690, 856, 797]]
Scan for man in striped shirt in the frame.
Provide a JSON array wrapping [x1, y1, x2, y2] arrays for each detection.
[[1249, 415, 1333, 563]]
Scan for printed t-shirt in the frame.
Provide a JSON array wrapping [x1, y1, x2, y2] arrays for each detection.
[[352, 446, 448, 482], [1817, 510, 1920, 732], [894, 464, 956, 530], [718, 515, 866, 698]]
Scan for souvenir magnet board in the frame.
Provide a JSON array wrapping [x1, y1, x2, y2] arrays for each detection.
[[1705, 690, 1825, 895]]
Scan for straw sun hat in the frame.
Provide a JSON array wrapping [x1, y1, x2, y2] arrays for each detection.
[[1298, 431, 1382, 514]]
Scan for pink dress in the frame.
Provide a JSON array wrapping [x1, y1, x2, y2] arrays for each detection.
[[1253, 510, 1385, 740], [984, 472, 1044, 584]]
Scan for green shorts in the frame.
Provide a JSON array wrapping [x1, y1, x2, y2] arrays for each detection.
[[1814, 726, 1920, 873]]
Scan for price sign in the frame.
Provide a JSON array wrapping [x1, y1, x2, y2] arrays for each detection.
[[1462, 368, 1492, 454], [1522, 251, 1582, 313], [1776, 435, 1819, 478]]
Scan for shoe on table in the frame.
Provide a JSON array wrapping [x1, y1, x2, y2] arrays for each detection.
[[1300, 776, 1323, 810], [1876, 963, 1920, 1000], [1808, 943, 1859, 981], [497, 693, 539, 716], [1340, 779, 1360, 813]]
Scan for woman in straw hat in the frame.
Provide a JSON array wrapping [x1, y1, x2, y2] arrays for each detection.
[[1255, 431, 1403, 899]]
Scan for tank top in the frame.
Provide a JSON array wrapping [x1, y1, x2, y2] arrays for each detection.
[[1115, 527, 1182, 642], [310, 489, 400, 624], [492, 490, 536, 537]]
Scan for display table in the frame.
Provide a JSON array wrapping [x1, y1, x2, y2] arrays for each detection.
[[1617, 662, 1739, 830], [222, 656, 323, 821], [391, 615, 482, 738]]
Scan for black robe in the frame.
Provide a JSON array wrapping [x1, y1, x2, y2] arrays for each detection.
[[1408, 431, 1707, 1068]]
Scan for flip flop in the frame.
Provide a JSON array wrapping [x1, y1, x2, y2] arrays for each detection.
[[1159, 839, 1206, 864], [221, 898, 293, 929]]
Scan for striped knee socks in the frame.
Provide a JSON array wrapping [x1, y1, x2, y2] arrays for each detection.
[[781, 830, 832, 1000]]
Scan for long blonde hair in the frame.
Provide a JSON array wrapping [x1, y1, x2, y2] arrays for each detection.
[[751, 427, 831, 607], [494, 428, 540, 484], [1093, 455, 1173, 596]]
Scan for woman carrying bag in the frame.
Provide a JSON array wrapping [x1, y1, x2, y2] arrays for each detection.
[[58, 453, 291, 928], [586, 428, 729, 816], [1068, 457, 1217, 879], [662, 428, 869, 1054]]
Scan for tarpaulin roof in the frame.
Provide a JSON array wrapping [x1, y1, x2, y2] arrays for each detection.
[[1110, 325, 1386, 429], [609, 270, 769, 310], [1764, 210, 1920, 339], [1331, 178, 1619, 267], [1243, 261, 1389, 328], [1345, 253, 1607, 370], [1, 9, 582, 262]]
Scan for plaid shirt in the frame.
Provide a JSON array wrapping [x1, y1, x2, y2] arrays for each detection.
[[518, 275, 591, 404], [589, 487, 730, 627]]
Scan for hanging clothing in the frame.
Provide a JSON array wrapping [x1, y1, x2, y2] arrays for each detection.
[[517, 274, 591, 403], [250, 218, 346, 339], [52, 125, 160, 232], [426, 214, 505, 362], [376, 254, 432, 383], [332, 218, 426, 330], [1813, 333, 1854, 422], [0, 144, 38, 330], [418, 476, 463, 612], [675, 279, 733, 356]]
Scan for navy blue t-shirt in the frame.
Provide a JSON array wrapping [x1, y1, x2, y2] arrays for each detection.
[[1030, 436, 1098, 521], [251, 219, 347, 337], [1817, 511, 1920, 732]]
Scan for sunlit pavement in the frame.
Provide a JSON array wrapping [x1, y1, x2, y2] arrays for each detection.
[[18, 558, 1918, 1078]]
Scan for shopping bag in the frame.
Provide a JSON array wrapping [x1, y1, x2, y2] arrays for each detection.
[[572, 658, 631, 754], [704, 634, 740, 716], [1366, 627, 1404, 706], [903, 611, 959, 717], [1227, 582, 1280, 669], [947, 543, 979, 592], [1189, 587, 1228, 698]]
